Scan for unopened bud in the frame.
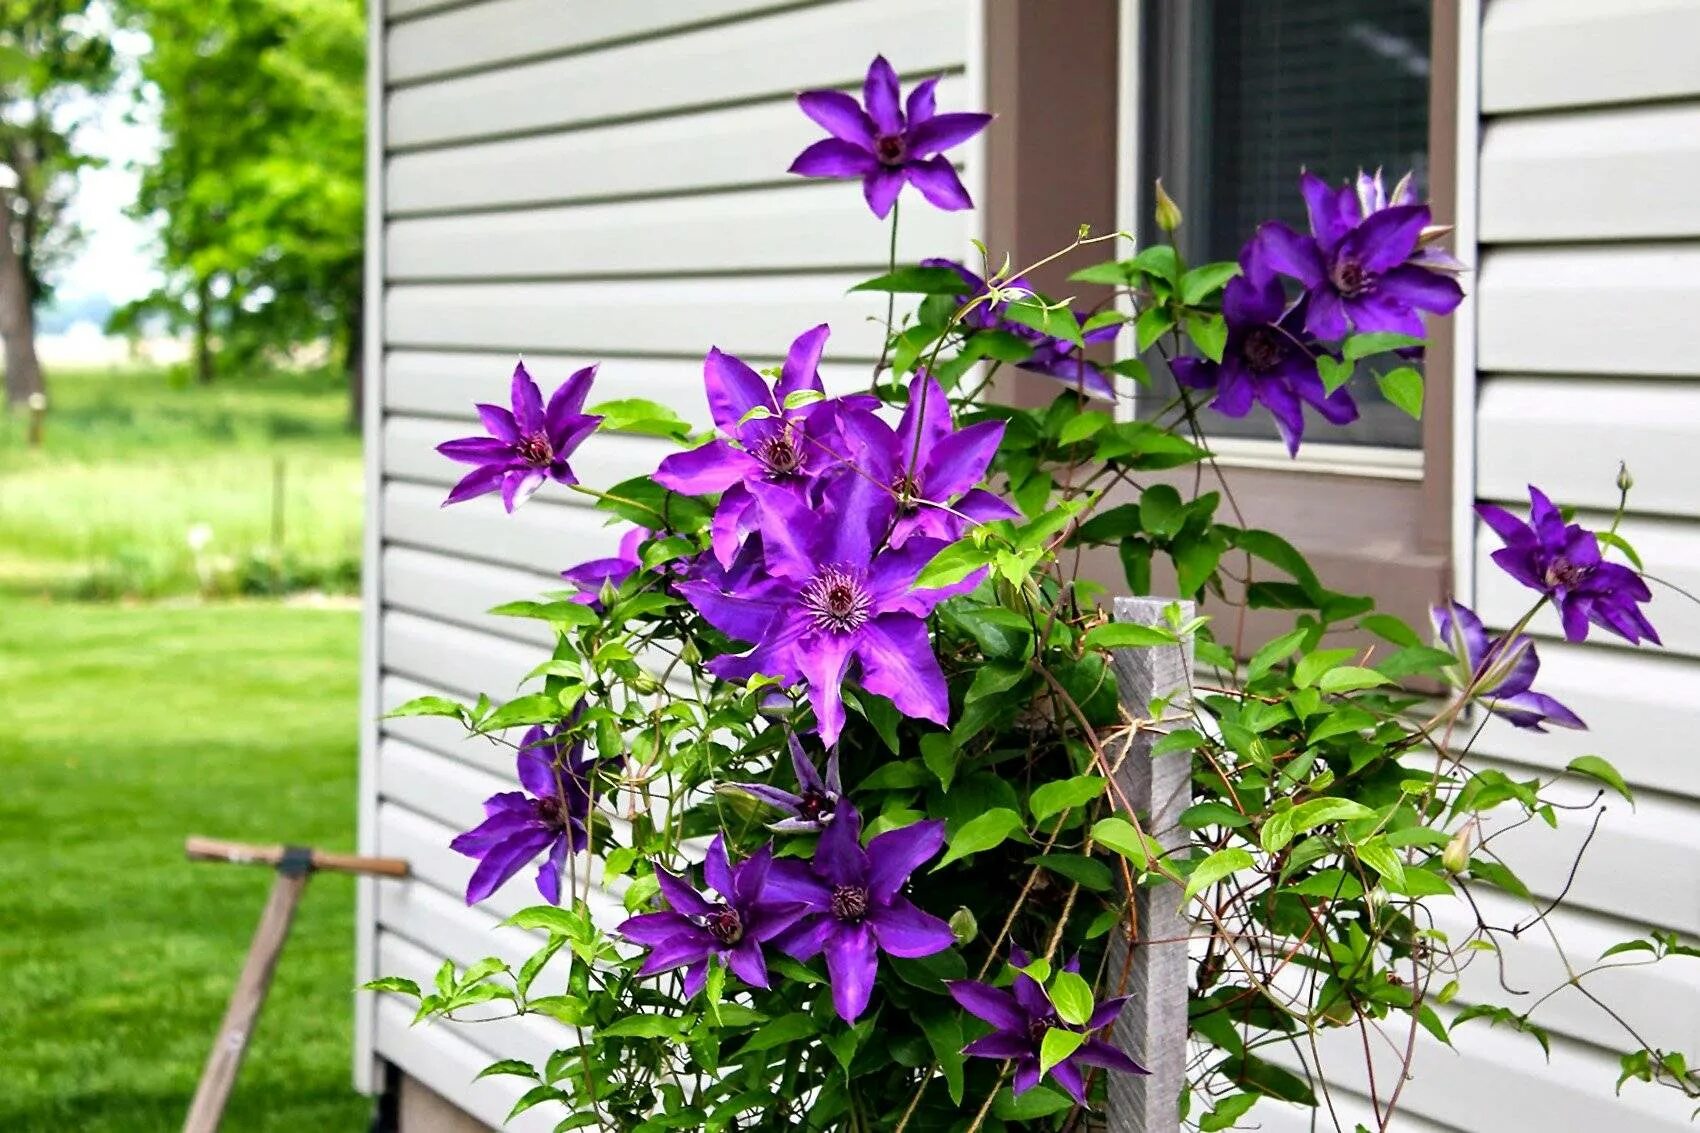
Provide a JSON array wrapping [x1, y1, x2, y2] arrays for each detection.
[[629, 672, 661, 695], [949, 907, 978, 945], [1616, 462, 1634, 494], [1153, 179, 1182, 232], [1442, 826, 1472, 875]]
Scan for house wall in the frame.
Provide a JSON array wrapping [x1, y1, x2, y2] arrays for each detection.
[[359, 1, 983, 1126]]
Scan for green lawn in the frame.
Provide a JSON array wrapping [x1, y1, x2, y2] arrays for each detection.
[[0, 367, 363, 599], [0, 601, 372, 1131]]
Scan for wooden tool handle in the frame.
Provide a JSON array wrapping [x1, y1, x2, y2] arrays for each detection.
[[185, 836, 409, 878]]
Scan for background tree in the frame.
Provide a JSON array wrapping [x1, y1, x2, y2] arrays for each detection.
[[0, 1, 117, 409], [114, 0, 363, 414]]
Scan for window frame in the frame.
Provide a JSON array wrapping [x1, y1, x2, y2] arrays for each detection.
[[981, 0, 1469, 632]]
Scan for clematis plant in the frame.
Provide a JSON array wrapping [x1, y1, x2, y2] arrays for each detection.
[[373, 56, 1697, 1133]]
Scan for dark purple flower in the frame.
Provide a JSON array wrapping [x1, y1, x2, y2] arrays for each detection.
[[922, 258, 1119, 399], [653, 325, 866, 567], [724, 732, 844, 833], [1476, 486, 1659, 646], [1355, 169, 1467, 276], [450, 725, 608, 905], [1170, 252, 1357, 456], [1432, 601, 1584, 732], [842, 370, 1016, 547], [437, 362, 603, 512], [766, 805, 955, 1022], [681, 477, 963, 744], [790, 56, 990, 219], [618, 836, 807, 998], [560, 527, 645, 607], [948, 946, 1145, 1105], [1253, 171, 1463, 340]]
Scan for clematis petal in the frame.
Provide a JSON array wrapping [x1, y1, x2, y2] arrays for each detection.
[[796, 89, 876, 146], [906, 76, 938, 123], [1257, 376, 1307, 457], [855, 615, 951, 728], [868, 896, 955, 958], [655, 866, 715, 917], [905, 156, 974, 211], [476, 402, 519, 442], [866, 821, 946, 902], [1381, 264, 1464, 316], [701, 346, 774, 433], [724, 938, 770, 989], [1049, 1060, 1088, 1106], [824, 922, 880, 1022], [963, 1032, 1031, 1059], [906, 112, 992, 158], [764, 860, 833, 911], [1343, 293, 1424, 338], [790, 137, 880, 178], [948, 980, 1028, 1029], [863, 166, 906, 219], [618, 910, 693, 945], [682, 960, 710, 1000], [704, 834, 734, 899], [1475, 502, 1533, 545], [1300, 170, 1355, 250], [864, 55, 903, 134], [546, 365, 597, 434], [1253, 221, 1327, 289], [733, 843, 773, 907], [777, 323, 831, 402], [443, 463, 507, 506], [1342, 203, 1429, 273], [1221, 271, 1283, 328], [510, 362, 545, 432], [653, 440, 761, 496], [923, 419, 1004, 499], [437, 436, 513, 464], [501, 467, 547, 512], [535, 836, 567, 905], [812, 800, 867, 888], [1011, 1060, 1043, 1096], [1074, 1038, 1147, 1076], [638, 935, 713, 977], [1087, 995, 1131, 1032], [464, 827, 553, 905]]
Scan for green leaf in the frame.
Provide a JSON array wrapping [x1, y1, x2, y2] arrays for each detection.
[[856, 760, 932, 792], [1005, 298, 1083, 347], [1594, 529, 1644, 570], [1200, 1093, 1259, 1132], [1069, 260, 1142, 286], [1183, 847, 1257, 904], [1138, 483, 1186, 538], [1283, 869, 1364, 900], [1361, 612, 1423, 648], [1222, 1053, 1318, 1105], [935, 808, 1025, 869], [1059, 410, 1111, 445], [992, 1084, 1074, 1121], [966, 661, 1026, 704], [1246, 627, 1310, 682], [1038, 1028, 1087, 1076], [1317, 355, 1353, 394], [587, 397, 693, 441], [482, 693, 566, 730], [892, 324, 945, 377], [920, 733, 960, 791], [506, 1085, 567, 1120], [1467, 858, 1530, 899], [1180, 261, 1242, 305], [1027, 853, 1114, 891], [1184, 313, 1228, 363], [1030, 775, 1107, 823], [475, 1059, 540, 1082], [1050, 971, 1095, 1027], [742, 1012, 815, 1052], [1082, 621, 1176, 650], [1566, 755, 1634, 804], [850, 265, 974, 294], [1318, 665, 1392, 693], [1180, 801, 1251, 830], [1293, 648, 1357, 689], [384, 696, 466, 721], [1090, 816, 1151, 868], [919, 1010, 967, 1105], [1376, 366, 1424, 419], [1343, 331, 1424, 361], [916, 538, 993, 590], [1260, 798, 1376, 853], [1130, 245, 1181, 286], [1355, 836, 1406, 891], [1135, 306, 1177, 351], [597, 1013, 680, 1040], [362, 976, 422, 997]]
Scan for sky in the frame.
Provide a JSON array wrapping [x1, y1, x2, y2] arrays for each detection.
[[54, 25, 162, 308]]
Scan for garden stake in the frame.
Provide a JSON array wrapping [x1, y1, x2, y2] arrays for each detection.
[[181, 836, 408, 1133]]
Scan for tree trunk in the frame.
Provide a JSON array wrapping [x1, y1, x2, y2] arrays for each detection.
[[194, 275, 214, 384], [0, 188, 45, 410], [345, 281, 364, 430]]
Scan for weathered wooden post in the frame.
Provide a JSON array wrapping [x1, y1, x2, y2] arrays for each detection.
[[1105, 597, 1193, 1133]]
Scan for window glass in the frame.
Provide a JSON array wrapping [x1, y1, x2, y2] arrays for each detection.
[[1138, 0, 1433, 449]]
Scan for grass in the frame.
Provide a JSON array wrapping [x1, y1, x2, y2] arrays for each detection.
[[0, 366, 363, 599], [0, 601, 371, 1131]]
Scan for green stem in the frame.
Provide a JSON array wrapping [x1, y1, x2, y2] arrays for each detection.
[[870, 199, 901, 388]]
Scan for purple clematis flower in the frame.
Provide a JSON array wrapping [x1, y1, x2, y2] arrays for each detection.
[[1476, 486, 1659, 646], [1253, 171, 1463, 340], [450, 724, 609, 905], [618, 836, 807, 999], [790, 56, 991, 219], [948, 946, 1145, 1105], [1170, 253, 1357, 456], [437, 362, 603, 512], [560, 526, 645, 607], [1432, 601, 1584, 732], [767, 804, 956, 1022], [842, 370, 1016, 547], [682, 477, 963, 744], [724, 732, 844, 833], [923, 258, 1119, 399], [1354, 168, 1467, 276], [654, 325, 867, 567]]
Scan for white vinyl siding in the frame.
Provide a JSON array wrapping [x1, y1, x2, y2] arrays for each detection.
[[359, 1, 981, 1125]]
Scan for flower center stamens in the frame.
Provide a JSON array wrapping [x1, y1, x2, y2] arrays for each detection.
[[515, 430, 554, 467], [1242, 328, 1286, 373], [892, 471, 923, 513], [830, 884, 870, 923], [874, 134, 906, 166], [1330, 257, 1374, 299], [797, 789, 834, 822], [755, 427, 805, 477], [1545, 558, 1592, 590], [800, 565, 872, 634], [704, 905, 744, 945]]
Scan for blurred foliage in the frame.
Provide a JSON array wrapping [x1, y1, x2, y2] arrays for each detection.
[[110, 0, 365, 384]]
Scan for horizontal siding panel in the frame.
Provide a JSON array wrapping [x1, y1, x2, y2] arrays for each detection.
[[383, 608, 542, 695], [385, 76, 968, 215], [383, 480, 617, 573], [384, 546, 559, 645], [385, 0, 461, 20], [383, 414, 672, 494], [387, 0, 800, 85], [1470, 643, 1700, 798], [1255, 1100, 1460, 1133], [1479, 104, 1700, 241], [1476, 246, 1700, 377], [386, 181, 962, 281], [1481, 0, 1700, 113], [385, 275, 889, 359], [1475, 512, 1700, 658], [374, 998, 555, 1133], [378, 873, 572, 988], [1475, 377, 1700, 518], [388, 0, 967, 148]]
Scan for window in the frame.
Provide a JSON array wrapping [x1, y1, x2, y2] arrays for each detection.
[[1136, 0, 1435, 451]]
